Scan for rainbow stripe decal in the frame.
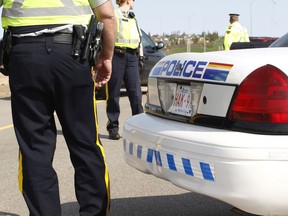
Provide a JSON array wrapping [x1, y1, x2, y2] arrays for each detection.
[[203, 62, 234, 81]]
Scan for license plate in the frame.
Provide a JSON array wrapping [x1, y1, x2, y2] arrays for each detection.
[[168, 85, 193, 117]]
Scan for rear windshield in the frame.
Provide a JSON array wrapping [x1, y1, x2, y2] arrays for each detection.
[[270, 33, 288, 47]]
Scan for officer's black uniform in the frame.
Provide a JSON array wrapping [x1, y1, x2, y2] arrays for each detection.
[[106, 47, 143, 133], [8, 26, 109, 215]]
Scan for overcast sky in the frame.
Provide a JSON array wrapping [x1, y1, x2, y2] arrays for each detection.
[[116, 0, 286, 37]]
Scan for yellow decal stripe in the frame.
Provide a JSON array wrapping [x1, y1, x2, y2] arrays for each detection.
[[208, 62, 233, 70], [0, 124, 13, 131]]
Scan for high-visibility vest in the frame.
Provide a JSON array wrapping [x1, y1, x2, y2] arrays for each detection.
[[114, 8, 140, 49], [1, 0, 95, 29], [223, 22, 250, 50]]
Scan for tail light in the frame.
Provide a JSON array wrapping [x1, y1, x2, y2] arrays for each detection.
[[229, 65, 288, 123]]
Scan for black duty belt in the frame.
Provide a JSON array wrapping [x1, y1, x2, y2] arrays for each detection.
[[12, 33, 73, 45], [114, 46, 137, 54]]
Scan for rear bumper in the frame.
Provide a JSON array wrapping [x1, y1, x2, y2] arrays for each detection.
[[123, 113, 288, 216]]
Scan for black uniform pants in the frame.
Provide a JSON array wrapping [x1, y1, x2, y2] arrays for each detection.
[[9, 37, 110, 216], [106, 50, 143, 132]]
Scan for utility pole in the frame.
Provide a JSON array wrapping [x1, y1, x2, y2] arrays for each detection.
[[249, 0, 257, 36]]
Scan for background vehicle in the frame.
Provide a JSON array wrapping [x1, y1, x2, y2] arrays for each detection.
[[96, 29, 165, 99], [123, 33, 288, 216], [139, 30, 166, 85], [230, 36, 278, 50]]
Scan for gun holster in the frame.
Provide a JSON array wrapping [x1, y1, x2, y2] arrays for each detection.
[[0, 30, 12, 76], [71, 15, 103, 67]]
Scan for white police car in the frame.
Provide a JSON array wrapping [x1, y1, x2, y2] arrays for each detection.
[[123, 33, 288, 216]]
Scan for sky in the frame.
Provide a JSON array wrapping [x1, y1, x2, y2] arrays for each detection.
[[116, 0, 287, 37], [0, 0, 286, 38]]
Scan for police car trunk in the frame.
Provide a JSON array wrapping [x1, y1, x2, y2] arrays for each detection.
[[123, 48, 288, 216]]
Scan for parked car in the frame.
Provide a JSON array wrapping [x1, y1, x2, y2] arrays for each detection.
[[230, 36, 278, 50], [96, 29, 165, 99], [123, 32, 288, 216]]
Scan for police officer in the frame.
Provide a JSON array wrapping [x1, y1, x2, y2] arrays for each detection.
[[106, 0, 144, 140], [0, 0, 116, 215], [223, 13, 250, 50]]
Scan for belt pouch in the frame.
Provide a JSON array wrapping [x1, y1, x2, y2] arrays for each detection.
[[0, 30, 12, 75], [71, 25, 86, 57]]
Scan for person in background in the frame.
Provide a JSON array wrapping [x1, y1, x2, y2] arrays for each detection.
[[106, 0, 144, 140], [0, 0, 116, 215], [223, 13, 250, 50]]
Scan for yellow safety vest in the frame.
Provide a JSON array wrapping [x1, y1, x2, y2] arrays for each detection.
[[223, 22, 250, 50], [114, 8, 140, 49], [1, 0, 94, 29]]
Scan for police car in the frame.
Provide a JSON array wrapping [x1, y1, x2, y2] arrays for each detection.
[[123, 33, 288, 216]]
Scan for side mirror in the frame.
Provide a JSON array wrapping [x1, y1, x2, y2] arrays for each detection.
[[155, 41, 165, 50]]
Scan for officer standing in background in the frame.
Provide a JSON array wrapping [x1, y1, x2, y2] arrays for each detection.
[[223, 13, 250, 50], [106, 0, 144, 140], [0, 0, 116, 215]]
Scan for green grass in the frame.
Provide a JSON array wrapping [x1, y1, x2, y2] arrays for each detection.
[[165, 38, 224, 55]]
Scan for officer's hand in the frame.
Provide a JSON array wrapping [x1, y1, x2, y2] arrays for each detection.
[[93, 55, 112, 88]]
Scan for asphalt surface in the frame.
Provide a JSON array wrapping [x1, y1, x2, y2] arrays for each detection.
[[0, 74, 10, 99], [0, 86, 256, 216]]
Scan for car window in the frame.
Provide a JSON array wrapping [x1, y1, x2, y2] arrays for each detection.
[[141, 30, 156, 52], [270, 33, 288, 47]]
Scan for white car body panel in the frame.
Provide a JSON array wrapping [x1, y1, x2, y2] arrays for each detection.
[[198, 84, 235, 117], [123, 114, 288, 216], [123, 47, 288, 216]]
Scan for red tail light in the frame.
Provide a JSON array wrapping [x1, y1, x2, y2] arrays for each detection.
[[229, 65, 288, 123]]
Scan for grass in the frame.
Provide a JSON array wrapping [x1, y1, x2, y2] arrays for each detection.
[[165, 38, 224, 55]]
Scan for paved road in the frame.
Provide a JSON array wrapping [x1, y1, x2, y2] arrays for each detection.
[[0, 93, 255, 216]]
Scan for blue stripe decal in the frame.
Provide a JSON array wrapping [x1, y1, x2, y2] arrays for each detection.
[[155, 151, 162, 167], [200, 162, 214, 181], [129, 142, 133, 155], [147, 149, 154, 163], [182, 158, 194, 176], [151, 67, 162, 76], [203, 69, 229, 81], [123, 140, 215, 182], [137, 145, 142, 159], [167, 154, 177, 171], [123, 139, 127, 152]]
